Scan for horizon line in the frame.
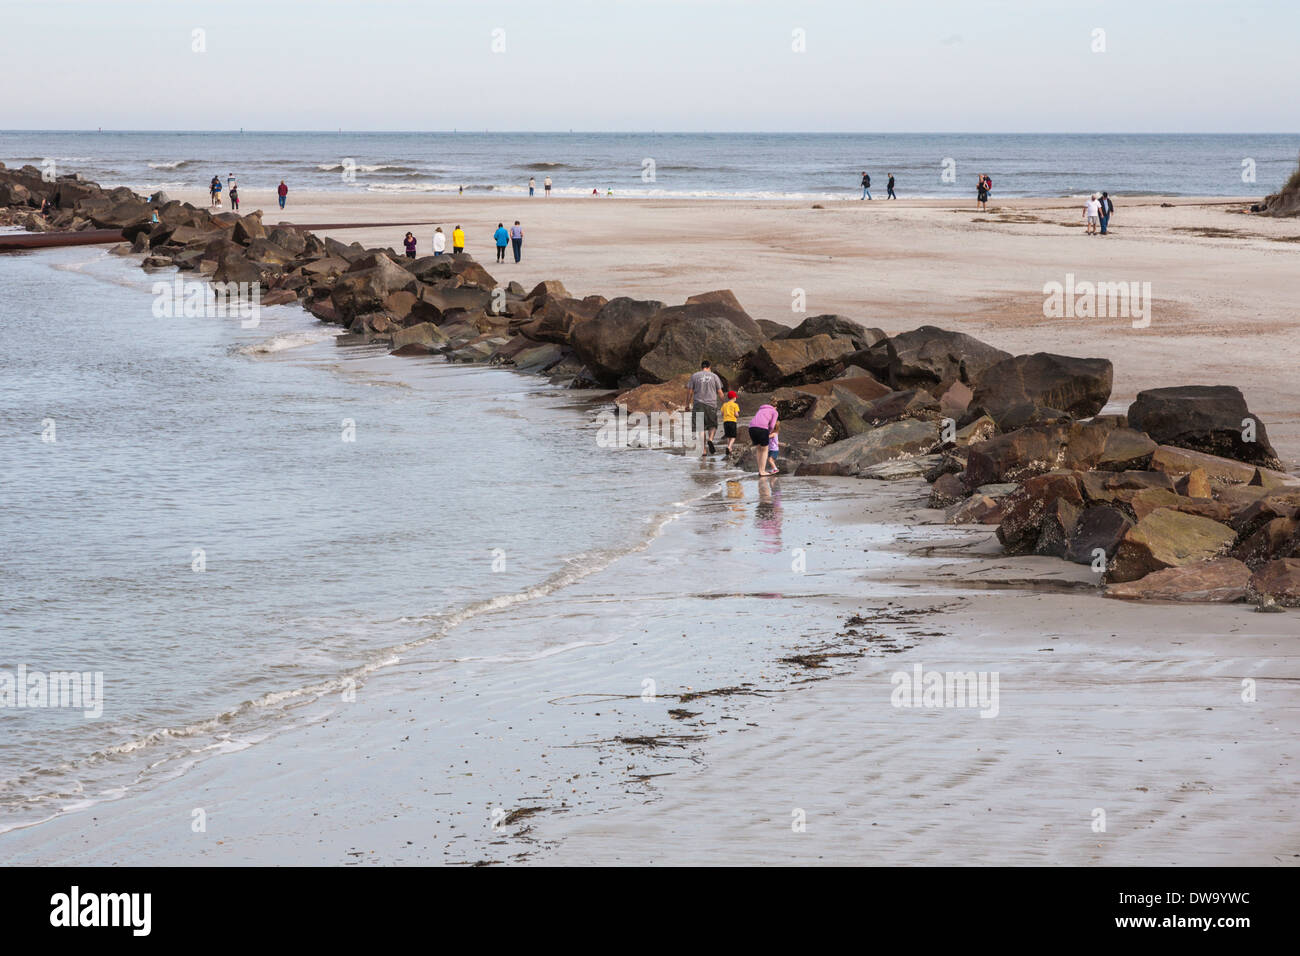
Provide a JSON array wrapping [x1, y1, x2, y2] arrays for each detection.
[[4, 129, 1300, 137]]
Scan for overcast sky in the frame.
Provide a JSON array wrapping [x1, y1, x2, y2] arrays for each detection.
[[2, 0, 1296, 132]]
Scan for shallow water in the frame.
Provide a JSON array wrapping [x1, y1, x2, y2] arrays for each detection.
[[0, 246, 709, 831]]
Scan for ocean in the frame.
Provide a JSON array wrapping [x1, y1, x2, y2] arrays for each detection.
[[3, 131, 1297, 200]]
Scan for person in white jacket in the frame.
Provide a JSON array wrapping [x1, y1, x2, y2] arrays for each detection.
[[433, 226, 446, 256]]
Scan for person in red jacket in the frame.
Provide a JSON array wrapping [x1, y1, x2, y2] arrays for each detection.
[[277, 180, 288, 210]]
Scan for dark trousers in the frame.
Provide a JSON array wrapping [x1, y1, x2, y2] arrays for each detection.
[[278, 196, 286, 208], [511, 237, 522, 262], [887, 187, 896, 199], [1099, 214, 1110, 234], [496, 245, 506, 262]]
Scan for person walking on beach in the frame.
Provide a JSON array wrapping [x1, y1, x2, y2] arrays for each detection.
[[861, 171, 872, 200], [747, 402, 779, 475], [720, 390, 740, 453], [433, 226, 446, 255], [544, 175, 552, 196], [209, 175, 222, 208], [887, 173, 896, 199], [1084, 193, 1101, 235], [684, 360, 724, 457], [1099, 191, 1114, 235], [229, 183, 240, 210], [529, 177, 536, 197], [452, 225, 465, 254], [976, 174, 989, 211], [403, 231, 417, 259], [509, 220, 523, 262], [277, 180, 288, 210], [493, 222, 509, 262]]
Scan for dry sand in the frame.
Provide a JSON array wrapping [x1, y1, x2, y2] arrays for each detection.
[[185, 188, 1300, 464]]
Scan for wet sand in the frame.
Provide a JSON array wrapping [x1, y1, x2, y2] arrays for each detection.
[[5, 469, 1296, 866]]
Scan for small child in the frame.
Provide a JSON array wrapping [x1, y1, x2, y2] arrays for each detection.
[[720, 390, 740, 452], [767, 421, 780, 474]]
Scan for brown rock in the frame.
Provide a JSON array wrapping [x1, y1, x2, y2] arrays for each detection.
[[1246, 558, 1300, 606], [1104, 558, 1251, 603], [929, 472, 968, 509], [995, 473, 1084, 555], [946, 495, 1005, 525], [1108, 508, 1238, 583], [1150, 444, 1258, 485], [1174, 467, 1213, 499], [1065, 505, 1134, 567]]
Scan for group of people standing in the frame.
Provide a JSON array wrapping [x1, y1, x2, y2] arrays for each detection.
[[685, 361, 782, 475], [400, 222, 523, 261], [207, 174, 288, 210], [527, 176, 553, 197]]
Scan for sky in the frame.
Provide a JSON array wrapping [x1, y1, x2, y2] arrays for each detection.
[[1, 0, 1297, 132]]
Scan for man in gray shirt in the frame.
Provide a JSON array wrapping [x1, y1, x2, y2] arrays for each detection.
[[684, 360, 725, 456]]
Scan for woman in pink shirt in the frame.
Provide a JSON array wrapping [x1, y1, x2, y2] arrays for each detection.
[[747, 403, 779, 476]]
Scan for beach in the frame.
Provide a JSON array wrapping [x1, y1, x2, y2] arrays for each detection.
[[0, 184, 1294, 868], [176, 188, 1300, 462], [2, 179, 1299, 867]]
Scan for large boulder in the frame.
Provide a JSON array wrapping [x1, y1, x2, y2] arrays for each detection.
[[515, 294, 608, 345], [1107, 508, 1238, 583], [1128, 385, 1282, 469], [1246, 558, 1300, 606], [569, 297, 666, 386], [1104, 558, 1252, 603], [636, 313, 763, 384], [613, 373, 693, 416], [962, 420, 1114, 488], [746, 334, 857, 386], [330, 256, 418, 319], [776, 315, 885, 351], [799, 419, 940, 477], [852, 326, 1012, 396], [968, 353, 1113, 428]]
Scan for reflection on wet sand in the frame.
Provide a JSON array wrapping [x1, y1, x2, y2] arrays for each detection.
[[755, 477, 783, 553]]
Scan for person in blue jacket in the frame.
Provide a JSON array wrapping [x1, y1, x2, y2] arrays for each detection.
[[493, 222, 509, 262]]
